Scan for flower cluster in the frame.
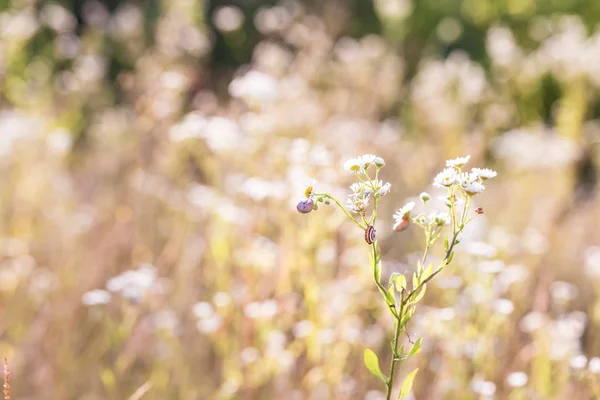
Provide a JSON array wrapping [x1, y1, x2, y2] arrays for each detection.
[[433, 155, 496, 195], [297, 154, 390, 231]]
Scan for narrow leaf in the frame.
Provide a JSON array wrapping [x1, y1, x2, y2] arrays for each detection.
[[412, 284, 426, 304], [390, 273, 407, 292], [374, 260, 382, 282], [408, 338, 422, 357], [412, 272, 419, 289], [400, 307, 415, 329], [363, 349, 388, 384], [422, 263, 433, 280], [388, 272, 400, 287], [398, 368, 419, 399], [444, 235, 449, 252], [446, 251, 454, 264]]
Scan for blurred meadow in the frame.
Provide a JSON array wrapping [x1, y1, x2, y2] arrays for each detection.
[[2, 0, 600, 399]]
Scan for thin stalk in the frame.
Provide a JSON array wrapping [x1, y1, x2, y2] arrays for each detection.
[[316, 193, 366, 229], [385, 294, 405, 400], [371, 242, 397, 318]]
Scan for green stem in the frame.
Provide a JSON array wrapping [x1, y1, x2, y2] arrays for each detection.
[[403, 228, 459, 307], [371, 242, 397, 318], [317, 193, 366, 229], [386, 295, 405, 400]]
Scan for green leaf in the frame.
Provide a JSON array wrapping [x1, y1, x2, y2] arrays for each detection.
[[422, 263, 433, 280], [400, 307, 415, 329], [385, 288, 396, 308], [389, 273, 407, 292], [389, 272, 400, 286], [412, 284, 426, 304], [446, 250, 454, 264], [363, 349, 388, 384], [397, 343, 405, 357], [374, 260, 382, 282], [444, 235, 449, 252], [408, 338, 422, 357], [398, 368, 419, 399]]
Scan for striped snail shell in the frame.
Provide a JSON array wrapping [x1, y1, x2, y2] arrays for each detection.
[[364, 225, 376, 244], [296, 197, 315, 214]]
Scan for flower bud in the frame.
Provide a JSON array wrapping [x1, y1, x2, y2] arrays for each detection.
[[420, 192, 431, 202], [474, 207, 484, 214], [393, 216, 410, 232], [374, 157, 385, 167]]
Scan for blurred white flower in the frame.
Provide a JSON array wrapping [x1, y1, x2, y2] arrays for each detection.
[[446, 155, 471, 168], [106, 263, 158, 302], [493, 126, 580, 170], [492, 298, 514, 315], [465, 241, 497, 258], [82, 289, 111, 305], [550, 281, 578, 302], [570, 354, 587, 369], [213, 292, 232, 308], [471, 377, 496, 396], [293, 320, 314, 338], [213, 6, 245, 33], [47, 128, 72, 154], [240, 347, 260, 364], [584, 246, 600, 278], [229, 70, 278, 103], [197, 315, 222, 333], [589, 357, 600, 373], [506, 371, 528, 388], [193, 302, 214, 319], [519, 311, 548, 332]]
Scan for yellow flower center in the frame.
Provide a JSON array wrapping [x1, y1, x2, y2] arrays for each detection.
[[304, 186, 313, 198]]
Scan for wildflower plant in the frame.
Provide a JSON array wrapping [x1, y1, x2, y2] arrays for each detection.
[[298, 154, 496, 399]]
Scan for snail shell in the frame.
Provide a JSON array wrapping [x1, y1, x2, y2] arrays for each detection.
[[296, 197, 315, 214], [364, 225, 376, 244]]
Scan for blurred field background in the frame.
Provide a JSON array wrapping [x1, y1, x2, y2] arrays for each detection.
[[2, 0, 600, 399]]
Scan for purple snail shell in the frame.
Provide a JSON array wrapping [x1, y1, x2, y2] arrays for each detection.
[[296, 197, 315, 214], [364, 225, 376, 244]]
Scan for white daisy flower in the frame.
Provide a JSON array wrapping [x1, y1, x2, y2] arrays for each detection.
[[446, 155, 471, 168], [433, 167, 459, 188], [374, 156, 385, 167], [463, 181, 485, 196], [346, 195, 370, 213], [377, 182, 391, 197], [429, 211, 451, 226], [394, 201, 415, 221], [471, 168, 497, 180], [350, 182, 367, 194], [344, 157, 365, 173], [360, 154, 377, 168]]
